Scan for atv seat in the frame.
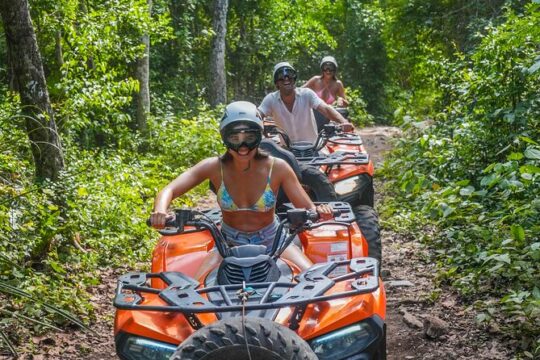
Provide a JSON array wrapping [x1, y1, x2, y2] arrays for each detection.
[[259, 139, 302, 180]]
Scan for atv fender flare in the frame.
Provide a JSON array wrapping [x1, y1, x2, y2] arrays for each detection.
[[171, 317, 318, 360], [353, 205, 382, 268]]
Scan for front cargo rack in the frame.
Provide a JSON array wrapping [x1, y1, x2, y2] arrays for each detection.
[[114, 257, 379, 330]]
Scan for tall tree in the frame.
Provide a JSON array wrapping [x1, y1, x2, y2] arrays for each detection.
[[136, 0, 152, 133], [209, 0, 228, 106], [0, 0, 64, 180]]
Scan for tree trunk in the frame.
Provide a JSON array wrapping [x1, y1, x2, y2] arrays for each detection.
[[136, 0, 152, 133], [0, 0, 65, 181], [209, 0, 228, 106], [55, 30, 64, 68]]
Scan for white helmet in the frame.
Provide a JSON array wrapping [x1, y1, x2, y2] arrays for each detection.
[[320, 56, 338, 69], [273, 62, 297, 83], [219, 101, 263, 133], [219, 101, 263, 151]]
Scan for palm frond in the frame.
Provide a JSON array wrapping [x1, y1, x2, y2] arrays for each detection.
[[0, 254, 23, 270], [0, 329, 17, 357], [0, 282, 94, 333], [1, 309, 63, 332]]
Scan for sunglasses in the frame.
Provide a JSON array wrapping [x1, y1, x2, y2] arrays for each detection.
[[275, 68, 297, 82]]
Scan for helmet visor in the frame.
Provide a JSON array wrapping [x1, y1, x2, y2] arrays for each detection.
[[274, 67, 297, 82], [225, 129, 260, 146], [222, 124, 262, 151], [322, 63, 337, 72]]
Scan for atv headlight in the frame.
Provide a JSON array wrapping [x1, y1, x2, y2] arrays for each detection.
[[116, 333, 176, 360], [309, 320, 378, 359], [334, 176, 360, 196]]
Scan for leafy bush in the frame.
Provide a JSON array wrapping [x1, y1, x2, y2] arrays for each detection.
[[0, 104, 223, 353], [346, 87, 374, 127], [381, 4, 540, 355]]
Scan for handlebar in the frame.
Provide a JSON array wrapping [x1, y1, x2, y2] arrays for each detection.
[[148, 210, 230, 257], [312, 123, 355, 151], [147, 206, 348, 259]]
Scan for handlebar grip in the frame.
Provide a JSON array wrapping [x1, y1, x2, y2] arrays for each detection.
[[146, 215, 177, 228], [308, 210, 319, 221], [307, 208, 342, 222]]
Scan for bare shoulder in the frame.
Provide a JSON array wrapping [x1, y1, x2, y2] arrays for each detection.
[[303, 76, 318, 88], [272, 157, 295, 177], [194, 156, 221, 176], [336, 79, 345, 89]]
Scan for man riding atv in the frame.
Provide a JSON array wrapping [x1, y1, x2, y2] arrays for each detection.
[[257, 63, 380, 265], [258, 62, 354, 145]]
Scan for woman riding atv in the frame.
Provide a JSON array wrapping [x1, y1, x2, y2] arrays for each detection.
[[150, 101, 333, 277], [304, 55, 348, 107]]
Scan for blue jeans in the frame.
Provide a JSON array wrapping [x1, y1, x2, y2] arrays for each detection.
[[220, 216, 282, 254]]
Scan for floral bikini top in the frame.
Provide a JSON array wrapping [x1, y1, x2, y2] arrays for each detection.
[[217, 158, 277, 212]]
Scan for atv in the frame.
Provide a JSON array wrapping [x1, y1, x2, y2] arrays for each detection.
[[261, 122, 380, 264], [262, 121, 374, 208], [114, 203, 386, 359]]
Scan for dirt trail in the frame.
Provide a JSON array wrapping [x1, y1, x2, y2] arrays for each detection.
[[359, 127, 511, 360], [13, 126, 512, 359]]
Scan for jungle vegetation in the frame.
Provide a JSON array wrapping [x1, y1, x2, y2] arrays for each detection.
[[0, 0, 538, 356]]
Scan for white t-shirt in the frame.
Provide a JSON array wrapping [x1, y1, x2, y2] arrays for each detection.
[[259, 87, 324, 144]]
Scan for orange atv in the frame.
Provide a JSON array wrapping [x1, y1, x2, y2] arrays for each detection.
[[263, 121, 374, 208], [113, 203, 386, 359], [261, 122, 380, 264]]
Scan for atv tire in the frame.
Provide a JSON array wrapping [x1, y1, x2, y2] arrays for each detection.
[[299, 163, 337, 202], [374, 325, 387, 360], [353, 205, 382, 268], [276, 163, 337, 211], [171, 317, 317, 360], [356, 173, 375, 207]]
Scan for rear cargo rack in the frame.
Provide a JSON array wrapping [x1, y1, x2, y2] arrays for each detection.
[[298, 151, 370, 166]]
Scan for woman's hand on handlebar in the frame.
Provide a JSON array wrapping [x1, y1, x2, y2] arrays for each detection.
[[316, 204, 334, 221], [150, 210, 173, 229]]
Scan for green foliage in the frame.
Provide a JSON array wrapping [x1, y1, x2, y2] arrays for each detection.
[[226, 0, 337, 101], [382, 0, 531, 120], [30, 0, 172, 146], [4, 0, 538, 356], [345, 87, 374, 127], [381, 4, 540, 354], [341, 1, 388, 119], [0, 99, 223, 351]]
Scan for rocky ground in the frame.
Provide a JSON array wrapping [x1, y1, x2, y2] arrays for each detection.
[[6, 127, 515, 359]]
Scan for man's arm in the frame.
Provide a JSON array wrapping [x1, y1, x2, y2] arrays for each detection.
[[258, 93, 273, 119], [316, 103, 354, 131]]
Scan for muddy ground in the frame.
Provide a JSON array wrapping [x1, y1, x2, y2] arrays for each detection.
[[7, 127, 514, 359]]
